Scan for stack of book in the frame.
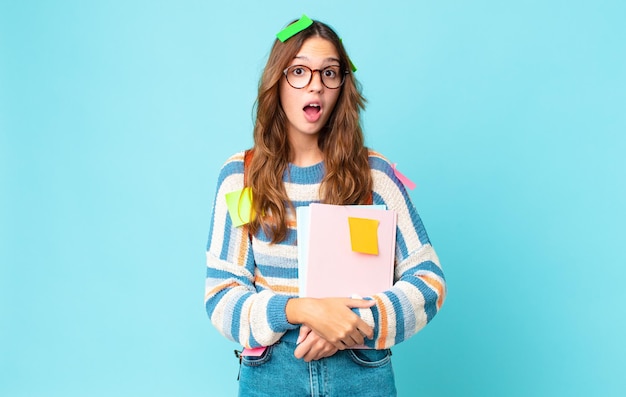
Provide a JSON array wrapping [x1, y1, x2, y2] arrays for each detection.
[[296, 203, 397, 298]]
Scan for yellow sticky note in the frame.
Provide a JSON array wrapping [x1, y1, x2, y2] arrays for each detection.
[[225, 187, 254, 227], [347, 217, 380, 255]]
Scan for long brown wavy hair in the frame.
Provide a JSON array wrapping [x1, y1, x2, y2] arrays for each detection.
[[248, 19, 372, 243]]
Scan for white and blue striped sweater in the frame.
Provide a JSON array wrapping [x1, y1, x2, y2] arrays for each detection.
[[205, 150, 446, 349]]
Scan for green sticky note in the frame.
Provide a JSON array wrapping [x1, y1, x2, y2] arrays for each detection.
[[225, 187, 254, 227], [339, 39, 357, 72], [348, 217, 380, 255], [276, 14, 313, 42], [349, 58, 357, 73]]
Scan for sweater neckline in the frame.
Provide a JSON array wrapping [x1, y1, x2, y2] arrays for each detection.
[[286, 161, 325, 183]]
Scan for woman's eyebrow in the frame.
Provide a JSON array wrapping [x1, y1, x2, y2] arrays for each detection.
[[293, 55, 341, 64]]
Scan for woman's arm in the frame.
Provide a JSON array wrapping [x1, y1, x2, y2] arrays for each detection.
[[205, 153, 298, 348], [354, 153, 447, 349]]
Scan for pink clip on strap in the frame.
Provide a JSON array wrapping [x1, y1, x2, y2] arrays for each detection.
[[392, 163, 417, 190]]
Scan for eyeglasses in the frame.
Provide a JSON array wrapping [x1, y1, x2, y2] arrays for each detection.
[[282, 65, 348, 89]]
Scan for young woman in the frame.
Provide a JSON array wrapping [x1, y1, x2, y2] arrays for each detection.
[[205, 16, 446, 396]]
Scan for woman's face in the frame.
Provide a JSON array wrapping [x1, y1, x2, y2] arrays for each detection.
[[279, 37, 342, 143]]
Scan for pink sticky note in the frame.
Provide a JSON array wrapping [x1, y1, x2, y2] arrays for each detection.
[[392, 164, 416, 190], [242, 346, 267, 357]]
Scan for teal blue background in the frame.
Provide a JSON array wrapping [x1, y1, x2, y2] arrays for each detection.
[[2, 1, 625, 396]]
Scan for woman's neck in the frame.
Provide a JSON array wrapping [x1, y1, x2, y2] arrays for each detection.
[[289, 136, 323, 167]]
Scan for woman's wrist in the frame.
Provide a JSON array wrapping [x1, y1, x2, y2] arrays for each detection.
[[286, 297, 312, 325]]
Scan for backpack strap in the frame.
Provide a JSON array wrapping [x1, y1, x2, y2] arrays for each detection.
[[243, 149, 254, 187]]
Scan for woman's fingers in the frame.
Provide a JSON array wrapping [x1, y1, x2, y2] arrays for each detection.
[[294, 337, 310, 359], [342, 298, 375, 340], [350, 329, 365, 346], [295, 329, 338, 362], [344, 297, 376, 309], [290, 297, 376, 347], [296, 325, 312, 344]]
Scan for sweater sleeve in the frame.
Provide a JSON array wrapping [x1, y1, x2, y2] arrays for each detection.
[[358, 153, 447, 349], [204, 152, 298, 348]]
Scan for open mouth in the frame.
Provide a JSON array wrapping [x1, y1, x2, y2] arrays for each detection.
[[303, 103, 322, 123], [303, 103, 321, 115]]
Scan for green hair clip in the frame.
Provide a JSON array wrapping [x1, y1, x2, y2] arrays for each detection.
[[277, 15, 358, 73], [276, 14, 313, 42]]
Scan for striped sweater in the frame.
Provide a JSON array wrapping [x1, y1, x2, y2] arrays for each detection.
[[205, 150, 446, 349]]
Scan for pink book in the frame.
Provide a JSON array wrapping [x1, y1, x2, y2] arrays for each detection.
[[304, 203, 397, 298]]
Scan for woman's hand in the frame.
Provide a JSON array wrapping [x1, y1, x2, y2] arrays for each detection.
[[286, 297, 375, 350], [294, 325, 338, 362]]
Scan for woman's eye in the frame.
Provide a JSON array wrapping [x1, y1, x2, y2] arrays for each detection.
[[324, 69, 337, 78], [292, 67, 306, 76]]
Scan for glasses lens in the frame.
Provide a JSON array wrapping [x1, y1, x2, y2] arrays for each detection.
[[284, 65, 346, 89], [286, 66, 312, 89], [321, 66, 344, 89]]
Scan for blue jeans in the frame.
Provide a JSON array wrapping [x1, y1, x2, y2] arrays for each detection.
[[238, 339, 397, 397]]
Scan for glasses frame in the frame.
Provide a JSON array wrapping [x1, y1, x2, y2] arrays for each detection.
[[282, 64, 349, 89]]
